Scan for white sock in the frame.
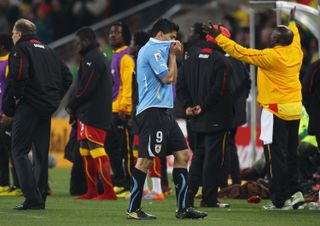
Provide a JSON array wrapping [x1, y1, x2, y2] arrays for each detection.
[[151, 177, 162, 194], [143, 178, 149, 191]]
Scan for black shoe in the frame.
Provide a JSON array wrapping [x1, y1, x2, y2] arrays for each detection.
[[127, 209, 156, 220], [14, 201, 45, 210], [175, 207, 208, 219]]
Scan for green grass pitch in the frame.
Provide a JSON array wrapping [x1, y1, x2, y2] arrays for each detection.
[[0, 168, 319, 226]]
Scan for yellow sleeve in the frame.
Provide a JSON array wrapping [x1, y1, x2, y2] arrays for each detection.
[[288, 21, 301, 48], [216, 34, 275, 69], [119, 54, 135, 113]]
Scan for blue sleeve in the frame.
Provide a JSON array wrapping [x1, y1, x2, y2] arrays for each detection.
[[148, 50, 168, 80]]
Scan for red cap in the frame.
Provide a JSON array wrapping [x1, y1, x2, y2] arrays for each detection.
[[206, 25, 231, 43]]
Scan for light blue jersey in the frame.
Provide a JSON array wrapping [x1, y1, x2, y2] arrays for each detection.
[[136, 38, 175, 115]]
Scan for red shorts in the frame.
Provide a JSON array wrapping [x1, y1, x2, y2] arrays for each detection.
[[77, 120, 106, 145]]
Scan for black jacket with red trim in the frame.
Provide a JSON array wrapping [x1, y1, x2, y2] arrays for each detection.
[[7, 34, 72, 116], [177, 42, 234, 133], [67, 43, 113, 130]]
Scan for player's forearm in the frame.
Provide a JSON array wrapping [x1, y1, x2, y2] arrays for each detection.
[[162, 54, 177, 84]]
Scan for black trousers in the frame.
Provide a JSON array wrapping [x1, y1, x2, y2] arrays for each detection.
[[188, 131, 229, 206], [0, 122, 19, 187], [263, 116, 301, 208], [11, 103, 50, 205], [0, 122, 10, 186], [106, 113, 133, 189], [228, 128, 241, 185]]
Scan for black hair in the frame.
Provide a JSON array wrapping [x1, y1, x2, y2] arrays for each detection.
[[150, 18, 179, 37], [192, 22, 206, 40], [76, 26, 96, 42], [0, 33, 13, 51], [110, 21, 131, 46], [133, 31, 150, 49]]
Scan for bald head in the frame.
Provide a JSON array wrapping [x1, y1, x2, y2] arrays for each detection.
[[270, 25, 293, 47]]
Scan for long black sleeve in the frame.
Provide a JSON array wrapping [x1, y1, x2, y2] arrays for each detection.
[[68, 55, 104, 111]]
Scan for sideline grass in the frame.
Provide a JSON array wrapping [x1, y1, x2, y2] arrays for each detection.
[[0, 168, 319, 226]]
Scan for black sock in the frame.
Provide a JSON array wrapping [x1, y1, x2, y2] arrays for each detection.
[[127, 168, 146, 212], [173, 168, 188, 212]]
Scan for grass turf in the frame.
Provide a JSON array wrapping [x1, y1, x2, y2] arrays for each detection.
[[0, 168, 319, 226]]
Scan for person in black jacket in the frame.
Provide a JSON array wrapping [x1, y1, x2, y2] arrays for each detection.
[[302, 59, 320, 147], [219, 56, 251, 187], [67, 27, 116, 201], [177, 25, 234, 208], [6, 18, 72, 210]]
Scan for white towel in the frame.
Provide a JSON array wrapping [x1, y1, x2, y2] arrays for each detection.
[[259, 108, 274, 145]]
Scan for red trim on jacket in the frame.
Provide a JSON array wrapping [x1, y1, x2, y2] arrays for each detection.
[[200, 48, 213, 54], [221, 70, 227, 95], [29, 39, 42, 44], [76, 68, 94, 97], [17, 56, 23, 80]]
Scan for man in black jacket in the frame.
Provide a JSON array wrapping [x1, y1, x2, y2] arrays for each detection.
[[302, 59, 320, 147], [6, 19, 72, 210], [177, 25, 234, 208], [67, 27, 116, 201]]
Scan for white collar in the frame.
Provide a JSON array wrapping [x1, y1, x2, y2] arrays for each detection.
[[149, 38, 175, 44]]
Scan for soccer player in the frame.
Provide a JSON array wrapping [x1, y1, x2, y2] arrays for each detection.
[[126, 18, 207, 220], [204, 7, 305, 210], [68, 27, 116, 201]]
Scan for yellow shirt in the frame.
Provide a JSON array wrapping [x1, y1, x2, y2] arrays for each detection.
[[216, 22, 303, 120], [0, 54, 9, 78], [111, 46, 135, 114]]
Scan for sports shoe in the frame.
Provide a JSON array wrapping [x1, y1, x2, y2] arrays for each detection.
[[4, 188, 23, 196], [143, 191, 165, 200], [0, 187, 23, 196], [281, 199, 293, 210], [262, 203, 277, 210], [14, 201, 45, 210], [75, 192, 98, 200], [262, 199, 293, 210], [116, 190, 131, 199], [114, 186, 126, 194], [92, 193, 117, 200], [175, 207, 208, 219], [290, 191, 305, 209], [215, 202, 230, 208], [143, 189, 151, 195], [161, 185, 172, 195], [200, 200, 230, 208], [308, 202, 320, 210], [0, 186, 10, 193], [127, 209, 156, 220]]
